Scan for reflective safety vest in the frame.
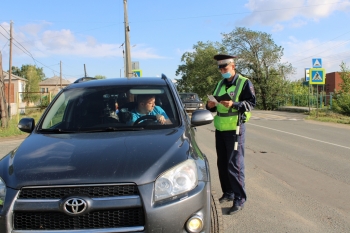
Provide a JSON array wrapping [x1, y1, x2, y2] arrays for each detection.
[[213, 75, 251, 131]]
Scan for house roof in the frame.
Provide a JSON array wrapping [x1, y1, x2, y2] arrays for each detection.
[[39, 76, 71, 86], [2, 71, 27, 82]]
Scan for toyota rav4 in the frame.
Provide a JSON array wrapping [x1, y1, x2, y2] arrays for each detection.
[[0, 74, 223, 233]]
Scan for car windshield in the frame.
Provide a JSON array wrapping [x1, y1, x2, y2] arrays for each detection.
[[180, 93, 200, 101], [38, 84, 179, 132]]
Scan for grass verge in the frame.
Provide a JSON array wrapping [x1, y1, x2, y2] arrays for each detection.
[[306, 109, 350, 124], [0, 110, 44, 138]]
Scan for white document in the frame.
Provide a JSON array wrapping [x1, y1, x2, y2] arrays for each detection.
[[207, 95, 218, 105]]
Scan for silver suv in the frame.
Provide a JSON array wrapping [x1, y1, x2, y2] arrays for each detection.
[[179, 93, 204, 113]]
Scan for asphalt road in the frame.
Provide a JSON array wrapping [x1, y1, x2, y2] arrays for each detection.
[[1, 110, 350, 232], [196, 110, 350, 233]]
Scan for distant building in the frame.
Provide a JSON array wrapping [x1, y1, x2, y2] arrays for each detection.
[[2, 71, 27, 116], [325, 72, 344, 94], [39, 76, 71, 95]]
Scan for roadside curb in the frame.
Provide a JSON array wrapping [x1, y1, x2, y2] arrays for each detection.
[[277, 106, 314, 113]]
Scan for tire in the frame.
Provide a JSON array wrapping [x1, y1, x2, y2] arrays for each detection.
[[210, 190, 224, 233]]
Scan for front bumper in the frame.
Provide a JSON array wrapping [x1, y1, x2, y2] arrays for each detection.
[[0, 181, 211, 233]]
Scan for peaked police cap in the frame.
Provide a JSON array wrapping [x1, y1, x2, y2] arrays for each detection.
[[213, 54, 236, 68]]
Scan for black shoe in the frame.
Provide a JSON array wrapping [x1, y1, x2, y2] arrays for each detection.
[[219, 194, 234, 203], [228, 205, 243, 215]]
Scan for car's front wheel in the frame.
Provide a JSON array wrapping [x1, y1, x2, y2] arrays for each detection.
[[211, 190, 223, 233]]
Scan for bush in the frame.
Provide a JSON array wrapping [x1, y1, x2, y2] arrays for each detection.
[[333, 93, 350, 116]]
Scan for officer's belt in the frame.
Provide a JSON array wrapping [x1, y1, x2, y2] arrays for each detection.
[[216, 112, 238, 117]]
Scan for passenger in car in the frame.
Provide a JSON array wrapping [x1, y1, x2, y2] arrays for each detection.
[[129, 94, 171, 125], [115, 102, 119, 114]]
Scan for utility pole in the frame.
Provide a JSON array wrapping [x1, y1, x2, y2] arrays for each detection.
[[0, 52, 8, 127], [60, 61, 62, 89], [123, 0, 132, 78], [7, 21, 13, 118]]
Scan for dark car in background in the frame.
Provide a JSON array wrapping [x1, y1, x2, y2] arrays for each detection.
[[179, 93, 204, 113], [0, 75, 223, 233]]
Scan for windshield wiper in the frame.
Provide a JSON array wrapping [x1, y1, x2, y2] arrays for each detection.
[[38, 128, 74, 133], [80, 127, 145, 132], [104, 127, 145, 131]]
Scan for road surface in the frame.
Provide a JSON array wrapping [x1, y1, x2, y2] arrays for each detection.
[[1, 110, 350, 232]]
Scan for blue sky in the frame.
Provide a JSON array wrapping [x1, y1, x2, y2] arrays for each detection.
[[1, 0, 350, 82]]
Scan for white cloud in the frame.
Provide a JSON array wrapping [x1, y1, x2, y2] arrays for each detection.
[[19, 21, 52, 37], [0, 22, 10, 45], [1, 21, 164, 60], [282, 36, 350, 80], [239, 0, 350, 26]]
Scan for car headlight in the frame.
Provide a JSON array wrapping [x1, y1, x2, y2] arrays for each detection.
[[154, 159, 198, 201], [0, 177, 6, 207]]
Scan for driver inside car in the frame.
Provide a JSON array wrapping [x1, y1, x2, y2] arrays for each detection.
[[128, 94, 171, 125]]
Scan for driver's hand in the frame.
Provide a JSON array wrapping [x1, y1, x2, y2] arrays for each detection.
[[156, 114, 166, 125]]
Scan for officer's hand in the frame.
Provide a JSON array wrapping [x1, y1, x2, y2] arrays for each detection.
[[220, 100, 232, 108], [207, 101, 216, 109]]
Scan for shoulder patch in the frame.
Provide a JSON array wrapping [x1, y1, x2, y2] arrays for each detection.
[[249, 82, 255, 95]]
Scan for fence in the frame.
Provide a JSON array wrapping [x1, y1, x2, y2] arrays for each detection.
[[16, 91, 52, 121], [276, 93, 334, 109]]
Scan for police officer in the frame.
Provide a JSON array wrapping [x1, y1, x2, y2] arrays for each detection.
[[206, 54, 256, 214]]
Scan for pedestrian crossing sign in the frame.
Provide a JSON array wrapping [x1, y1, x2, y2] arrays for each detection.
[[309, 68, 325, 84], [132, 69, 142, 77], [312, 58, 322, 68]]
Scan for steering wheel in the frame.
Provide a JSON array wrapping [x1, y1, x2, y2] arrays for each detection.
[[133, 115, 158, 126]]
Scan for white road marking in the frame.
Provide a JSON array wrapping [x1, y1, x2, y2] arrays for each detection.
[[248, 123, 350, 150]]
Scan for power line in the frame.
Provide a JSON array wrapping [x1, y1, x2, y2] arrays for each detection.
[[129, 1, 349, 23], [290, 30, 350, 59], [1, 41, 8, 52], [0, 24, 10, 36], [290, 39, 350, 65]]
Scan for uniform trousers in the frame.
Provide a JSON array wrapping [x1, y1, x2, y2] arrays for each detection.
[[215, 123, 246, 206]]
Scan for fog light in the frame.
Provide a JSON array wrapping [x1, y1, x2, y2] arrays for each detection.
[[185, 215, 203, 233]]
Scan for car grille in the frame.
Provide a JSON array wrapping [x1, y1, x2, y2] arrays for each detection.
[[14, 184, 144, 231], [14, 209, 144, 230], [18, 184, 138, 199]]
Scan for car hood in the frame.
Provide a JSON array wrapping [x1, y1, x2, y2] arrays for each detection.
[[0, 129, 190, 189]]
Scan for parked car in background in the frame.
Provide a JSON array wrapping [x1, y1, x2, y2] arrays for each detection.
[[0, 74, 223, 233], [179, 93, 204, 113]]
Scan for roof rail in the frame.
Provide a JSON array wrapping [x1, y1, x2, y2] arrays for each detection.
[[161, 73, 168, 80], [74, 77, 97, 83]]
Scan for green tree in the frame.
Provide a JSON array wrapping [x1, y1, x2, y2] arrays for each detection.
[[175, 41, 226, 98], [11, 65, 45, 81], [94, 75, 106, 79], [284, 79, 310, 106], [333, 62, 350, 115], [221, 27, 294, 110], [11, 65, 45, 104]]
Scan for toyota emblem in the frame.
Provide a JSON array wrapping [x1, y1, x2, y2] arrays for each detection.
[[64, 198, 87, 215]]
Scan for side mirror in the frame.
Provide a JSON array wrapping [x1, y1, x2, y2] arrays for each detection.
[[191, 109, 214, 127], [18, 118, 35, 133]]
